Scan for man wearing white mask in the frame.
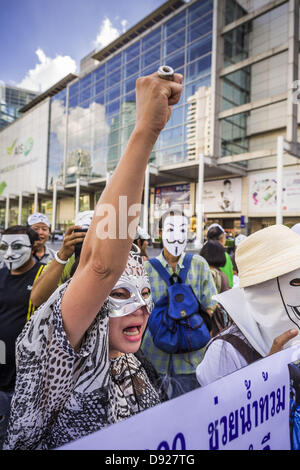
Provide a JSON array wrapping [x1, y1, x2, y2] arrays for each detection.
[[0, 225, 45, 448], [196, 224, 300, 387], [27, 212, 56, 264], [141, 210, 217, 399]]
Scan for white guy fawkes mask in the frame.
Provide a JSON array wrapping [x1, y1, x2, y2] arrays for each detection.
[[0, 234, 32, 271], [108, 248, 153, 318], [242, 269, 300, 352], [214, 267, 300, 356], [162, 215, 188, 257]]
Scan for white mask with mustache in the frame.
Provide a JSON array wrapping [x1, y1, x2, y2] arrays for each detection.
[[0, 234, 32, 271], [162, 215, 188, 257]]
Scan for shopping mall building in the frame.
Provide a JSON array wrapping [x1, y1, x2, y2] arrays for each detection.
[[1, 0, 300, 241]]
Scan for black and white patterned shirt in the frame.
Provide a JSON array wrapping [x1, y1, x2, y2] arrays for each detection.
[[4, 282, 163, 450]]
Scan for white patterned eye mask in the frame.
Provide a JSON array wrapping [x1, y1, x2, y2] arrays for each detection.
[[108, 249, 153, 318]]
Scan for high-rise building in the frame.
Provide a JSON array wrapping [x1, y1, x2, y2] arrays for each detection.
[[0, 0, 299, 237], [0, 82, 38, 130]]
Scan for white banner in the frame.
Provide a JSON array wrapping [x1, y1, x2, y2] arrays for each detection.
[[59, 345, 300, 451], [0, 100, 49, 196], [197, 178, 242, 213], [248, 170, 300, 214]]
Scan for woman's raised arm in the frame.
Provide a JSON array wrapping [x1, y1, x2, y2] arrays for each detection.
[[61, 72, 183, 348]]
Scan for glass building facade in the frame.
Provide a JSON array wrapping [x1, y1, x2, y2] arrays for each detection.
[[47, 0, 214, 188], [0, 83, 38, 131], [221, 0, 250, 158]]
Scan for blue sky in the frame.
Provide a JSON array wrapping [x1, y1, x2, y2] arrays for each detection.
[[0, 0, 167, 92]]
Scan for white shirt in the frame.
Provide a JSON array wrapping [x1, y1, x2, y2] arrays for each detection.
[[196, 327, 248, 387]]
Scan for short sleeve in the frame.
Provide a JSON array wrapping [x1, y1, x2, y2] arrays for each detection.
[[196, 339, 248, 387], [5, 282, 109, 450]]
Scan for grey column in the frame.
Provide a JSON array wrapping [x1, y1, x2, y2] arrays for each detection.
[[5, 196, 9, 229], [75, 177, 80, 219], [52, 182, 57, 231], [210, 0, 225, 160], [196, 154, 205, 247], [34, 187, 39, 213], [18, 192, 22, 225], [287, 0, 299, 143], [276, 136, 284, 225]]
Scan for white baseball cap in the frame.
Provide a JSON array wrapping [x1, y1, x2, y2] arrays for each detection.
[[206, 223, 225, 234], [28, 212, 50, 227]]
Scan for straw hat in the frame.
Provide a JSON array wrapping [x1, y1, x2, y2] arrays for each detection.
[[236, 224, 300, 288]]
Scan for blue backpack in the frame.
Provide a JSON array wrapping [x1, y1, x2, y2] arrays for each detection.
[[147, 253, 211, 354]]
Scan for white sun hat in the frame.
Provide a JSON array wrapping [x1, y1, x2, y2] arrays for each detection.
[[236, 224, 300, 288]]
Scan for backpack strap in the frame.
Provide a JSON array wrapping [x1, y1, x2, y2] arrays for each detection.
[[178, 253, 193, 283], [148, 258, 172, 286], [209, 333, 263, 365]]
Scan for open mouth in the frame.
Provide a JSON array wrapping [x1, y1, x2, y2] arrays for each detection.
[[122, 324, 142, 339], [287, 305, 300, 320]]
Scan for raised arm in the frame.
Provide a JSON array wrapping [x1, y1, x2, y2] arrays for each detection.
[[61, 72, 183, 348], [30, 225, 86, 307]]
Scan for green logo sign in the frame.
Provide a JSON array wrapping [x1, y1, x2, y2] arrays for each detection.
[[7, 139, 17, 155], [7, 137, 34, 157], [24, 137, 34, 156], [0, 181, 7, 196]]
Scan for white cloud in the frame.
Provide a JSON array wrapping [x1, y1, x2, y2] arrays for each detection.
[[17, 48, 77, 93], [93, 17, 128, 50]]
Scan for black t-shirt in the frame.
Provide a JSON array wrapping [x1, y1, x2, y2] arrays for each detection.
[[0, 262, 43, 392]]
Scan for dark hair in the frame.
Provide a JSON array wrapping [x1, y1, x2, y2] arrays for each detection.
[[3, 225, 39, 247], [158, 209, 186, 231], [200, 240, 226, 268], [207, 226, 225, 241]]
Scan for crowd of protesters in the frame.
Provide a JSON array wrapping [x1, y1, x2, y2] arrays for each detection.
[[0, 71, 300, 450]]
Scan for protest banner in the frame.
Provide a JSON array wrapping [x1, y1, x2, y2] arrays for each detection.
[[59, 345, 300, 450]]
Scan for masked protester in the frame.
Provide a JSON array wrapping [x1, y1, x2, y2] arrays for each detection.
[[4, 71, 182, 450], [141, 210, 217, 400], [134, 226, 151, 261], [196, 224, 300, 388], [0, 226, 45, 449], [27, 213, 56, 264], [30, 211, 93, 308]]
